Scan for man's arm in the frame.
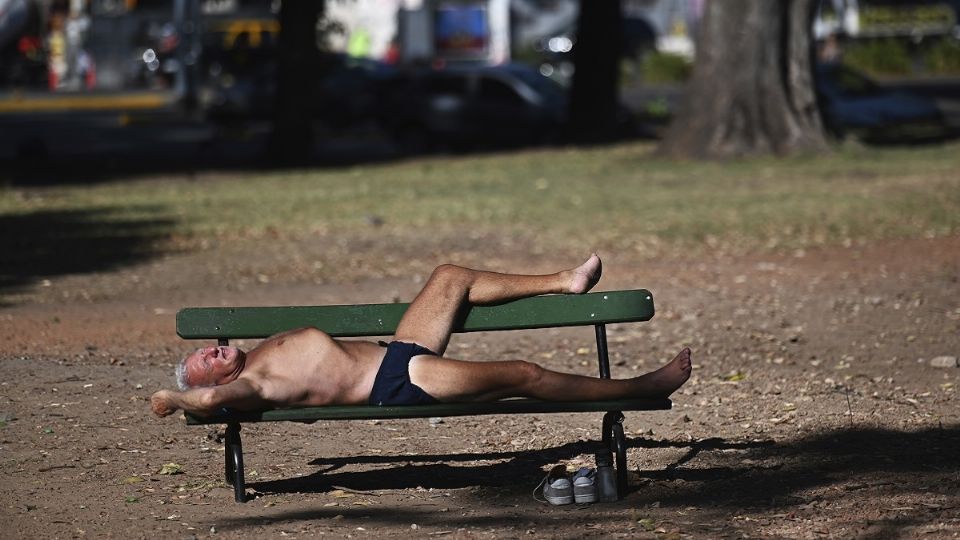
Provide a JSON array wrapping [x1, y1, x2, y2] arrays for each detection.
[[151, 379, 265, 417]]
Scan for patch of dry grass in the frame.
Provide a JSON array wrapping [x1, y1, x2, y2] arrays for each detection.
[[3, 141, 958, 256]]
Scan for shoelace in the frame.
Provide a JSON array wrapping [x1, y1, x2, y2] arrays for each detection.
[[531, 473, 549, 504]]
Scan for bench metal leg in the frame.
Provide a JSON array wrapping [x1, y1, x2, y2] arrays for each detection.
[[602, 411, 627, 499], [597, 325, 627, 498], [595, 324, 611, 379], [610, 421, 628, 497], [224, 422, 246, 503]]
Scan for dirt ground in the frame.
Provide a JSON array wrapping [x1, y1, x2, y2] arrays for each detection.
[[2, 232, 958, 539]]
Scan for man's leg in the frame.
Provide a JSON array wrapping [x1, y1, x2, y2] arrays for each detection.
[[410, 348, 692, 402], [393, 254, 602, 355]]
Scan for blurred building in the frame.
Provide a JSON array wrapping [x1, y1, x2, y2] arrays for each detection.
[[323, 0, 702, 66], [325, 0, 511, 65], [815, 0, 960, 40]]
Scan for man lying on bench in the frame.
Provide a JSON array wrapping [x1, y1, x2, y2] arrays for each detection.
[[151, 254, 692, 418]]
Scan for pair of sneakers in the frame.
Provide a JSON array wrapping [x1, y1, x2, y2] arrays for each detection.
[[540, 465, 597, 505]]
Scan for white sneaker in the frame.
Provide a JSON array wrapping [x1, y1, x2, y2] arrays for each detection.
[[572, 467, 598, 504]]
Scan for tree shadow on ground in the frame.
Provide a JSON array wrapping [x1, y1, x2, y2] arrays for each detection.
[[1, 140, 400, 187], [0, 206, 174, 304], [631, 425, 958, 503], [231, 425, 958, 536], [0, 121, 660, 187]]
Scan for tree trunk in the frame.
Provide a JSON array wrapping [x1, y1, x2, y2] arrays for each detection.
[[268, 0, 321, 163], [568, 0, 622, 142], [658, 0, 828, 159]]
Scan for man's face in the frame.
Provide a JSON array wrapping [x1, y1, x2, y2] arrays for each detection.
[[184, 346, 246, 388]]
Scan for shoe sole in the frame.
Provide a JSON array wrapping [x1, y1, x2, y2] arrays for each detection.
[[574, 492, 597, 503], [574, 480, 597, 504], [545, 494, 573, 505]]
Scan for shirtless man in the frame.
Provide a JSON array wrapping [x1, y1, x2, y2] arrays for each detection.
[[151, 254, 692, 418]]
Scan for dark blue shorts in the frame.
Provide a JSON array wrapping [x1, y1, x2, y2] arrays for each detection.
[[369, 341, 439, 406]]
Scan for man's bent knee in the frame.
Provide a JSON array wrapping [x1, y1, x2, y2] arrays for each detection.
[[431, 263, 465, 280], [514, 360, 545, 393], [428, 264, 473, 289]]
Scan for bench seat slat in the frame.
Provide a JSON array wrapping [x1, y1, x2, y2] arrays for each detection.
[[177, 289, 654, 339], [185, 397, 671, 425]]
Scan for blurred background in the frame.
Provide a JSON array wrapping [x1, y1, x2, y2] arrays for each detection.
[[1, 0, 959, 178]]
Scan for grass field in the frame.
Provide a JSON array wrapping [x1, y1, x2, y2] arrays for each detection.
[[3, 141, 959, 256]]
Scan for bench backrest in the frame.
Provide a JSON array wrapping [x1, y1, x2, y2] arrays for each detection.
[[177, 289, 654, 340]]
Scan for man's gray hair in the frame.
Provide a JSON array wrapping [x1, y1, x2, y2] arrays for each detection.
[[175, 356, 192, 391]]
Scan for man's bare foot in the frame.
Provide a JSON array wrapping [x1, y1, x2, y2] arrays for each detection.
[[635, 348, 692, 398], [566, 253, 602, 294]]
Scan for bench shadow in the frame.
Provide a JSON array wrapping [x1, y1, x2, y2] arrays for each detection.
[[235, 425, 958, 536], [252, 440, 600, 494], [0, 206, 174, 304], [249, 437, 770, 496]]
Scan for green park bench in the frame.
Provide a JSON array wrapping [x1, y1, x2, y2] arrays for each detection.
[[176, 289, 670, 503]]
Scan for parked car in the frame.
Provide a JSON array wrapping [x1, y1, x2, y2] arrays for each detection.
[[199, 20, 394, 130], [313, 53, 398, 130], [815, 63, 947, 141], [380, 62, 568, 152]]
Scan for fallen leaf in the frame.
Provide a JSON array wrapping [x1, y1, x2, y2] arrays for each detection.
[[330, 489, 354, 499], [637, 518, 655, 531], [125, 496, 139, 503], [123, 476, 144, 484], [723, 372, 746, 382], [158, 463, 184, 475]]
